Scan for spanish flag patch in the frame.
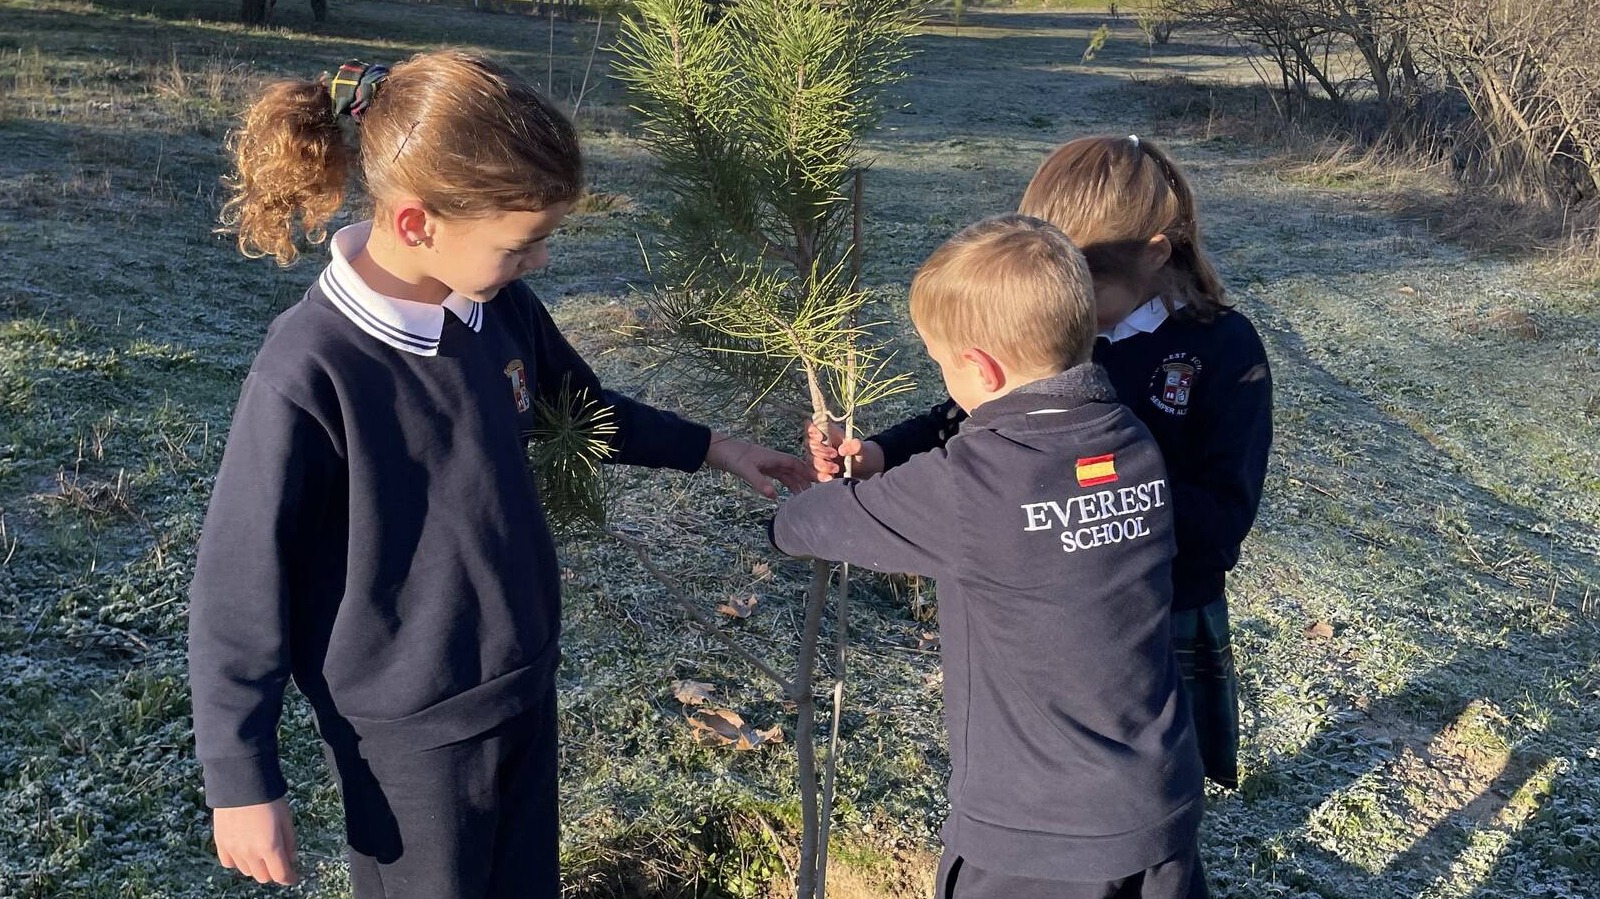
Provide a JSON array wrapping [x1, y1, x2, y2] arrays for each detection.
[[1075, 453, 1118, 487]]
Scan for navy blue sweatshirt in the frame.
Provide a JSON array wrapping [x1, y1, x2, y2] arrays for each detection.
[[872, 306, 1272, 611], [774, 366, 1203, 881], [188, 262, 709, 808]]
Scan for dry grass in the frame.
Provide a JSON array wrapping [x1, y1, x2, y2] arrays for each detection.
[[36, 467, 138, 522], [1122, 69, 1600, 280]]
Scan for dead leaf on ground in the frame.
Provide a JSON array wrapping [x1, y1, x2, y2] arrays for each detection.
[[687, 708, 781, 750], [717, 594, 759, 619], [1305, 620, 1336, 640], [1487, 306, 1541, 340], [917, 631, 940, 651], [751, 561, 772, 580], [1397, 285, 1417, 296], [671, 679, 716, 706]]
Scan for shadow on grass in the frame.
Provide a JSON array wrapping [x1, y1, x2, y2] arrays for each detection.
[[1215, 308, 1600, 897]]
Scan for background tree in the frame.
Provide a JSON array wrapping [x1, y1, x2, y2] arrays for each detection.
[[1170, 0, 1600, 255]]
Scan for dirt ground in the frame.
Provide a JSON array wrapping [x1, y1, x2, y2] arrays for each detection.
[[0, 2, 1596, 897]]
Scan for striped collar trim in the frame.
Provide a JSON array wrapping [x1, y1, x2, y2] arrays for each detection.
[[321, 221, 483, 357], [1101, 296, 1180, 345]]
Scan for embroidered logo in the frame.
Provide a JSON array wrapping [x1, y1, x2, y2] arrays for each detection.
[[1020, 476, 1167, 554], [504, 359, 532, 413], [1075, 453, 1118, 487], [1149, 352, 1203, 416]]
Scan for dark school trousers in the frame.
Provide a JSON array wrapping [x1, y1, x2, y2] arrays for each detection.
[[936, 842, 1209, 899], [321, 688, 559, 899]]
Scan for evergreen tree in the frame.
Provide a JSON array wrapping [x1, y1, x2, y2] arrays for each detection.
[[615, 1, 916, 894]]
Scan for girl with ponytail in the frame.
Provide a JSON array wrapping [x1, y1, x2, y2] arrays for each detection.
[[190, 51, 810, 897]]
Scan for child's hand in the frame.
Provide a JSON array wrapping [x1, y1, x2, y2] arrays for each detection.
[[214, 797, 299, 886], [805, 421, 885, 481], [705, 433, 814, 498]]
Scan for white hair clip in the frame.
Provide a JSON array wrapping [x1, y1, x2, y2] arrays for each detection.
[[1128, 134, 1141, 149]]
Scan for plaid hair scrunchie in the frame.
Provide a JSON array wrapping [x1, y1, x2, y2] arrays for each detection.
[[328, 61, 390, 123]]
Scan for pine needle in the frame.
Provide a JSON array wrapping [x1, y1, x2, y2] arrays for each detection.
[[527, 376, 620, 536]]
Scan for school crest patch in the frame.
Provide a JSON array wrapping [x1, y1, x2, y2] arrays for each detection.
[[504, 359, 533, 413], [1149, 352, 1202, 416]]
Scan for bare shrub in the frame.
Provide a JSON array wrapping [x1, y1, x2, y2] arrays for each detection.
[[1409, 1, 1600, 208], [1177, 0, 1422, 124], [1133, 0, 1182, 46], [1174, 0, 1600, 269], [1402, 0, 1600, 267]]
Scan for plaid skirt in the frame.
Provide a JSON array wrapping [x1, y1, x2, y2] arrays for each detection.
[[1171, 598, 1240, 789]]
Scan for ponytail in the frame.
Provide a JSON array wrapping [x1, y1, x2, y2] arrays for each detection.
[[219, 78, 352, 265], [218, 52, 581, 267]]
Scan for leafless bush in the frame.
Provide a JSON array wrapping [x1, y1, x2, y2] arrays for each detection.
[[1408, 0, 1600, 209], [1176, 0, 1600, 267], [1177, 0, 1423, 124], [1133, 0, 1182, 46]]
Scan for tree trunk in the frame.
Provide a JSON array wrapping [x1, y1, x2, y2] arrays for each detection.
[[240, 0, 269, 25]]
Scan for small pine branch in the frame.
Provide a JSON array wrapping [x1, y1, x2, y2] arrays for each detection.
[[526, 377, 619, 536]]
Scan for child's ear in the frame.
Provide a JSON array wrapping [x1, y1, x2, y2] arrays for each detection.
[[1144, 234, 1173, 271], [391, 200, 432, 248], [962, 347, 1007, 393]]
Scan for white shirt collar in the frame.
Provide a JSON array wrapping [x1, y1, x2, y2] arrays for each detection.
[[1099, 296, 1179, 345], [319, 221, 484, 356]]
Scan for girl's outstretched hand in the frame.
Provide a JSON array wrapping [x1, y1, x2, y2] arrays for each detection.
[[804, 420, 885, 481], [704, 433, 814, 498]]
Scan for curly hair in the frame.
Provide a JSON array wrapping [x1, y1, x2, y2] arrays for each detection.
[[219, 50, 583, 265]]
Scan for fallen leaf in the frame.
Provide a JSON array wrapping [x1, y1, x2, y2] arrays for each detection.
[[717, 594, 759, 619], [735, 722, 782, 750], [751, 561, 772, 580], [1305, 620, 1335, 640], [1397, 285, 1417, 296], [689, 708, 747, 745], [687, 708, 779, 751], [671, 679, 716, 706], [917, 631, 940, 651]]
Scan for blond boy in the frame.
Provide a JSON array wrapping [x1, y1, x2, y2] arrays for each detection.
[[773, 214, 1207, 899]]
